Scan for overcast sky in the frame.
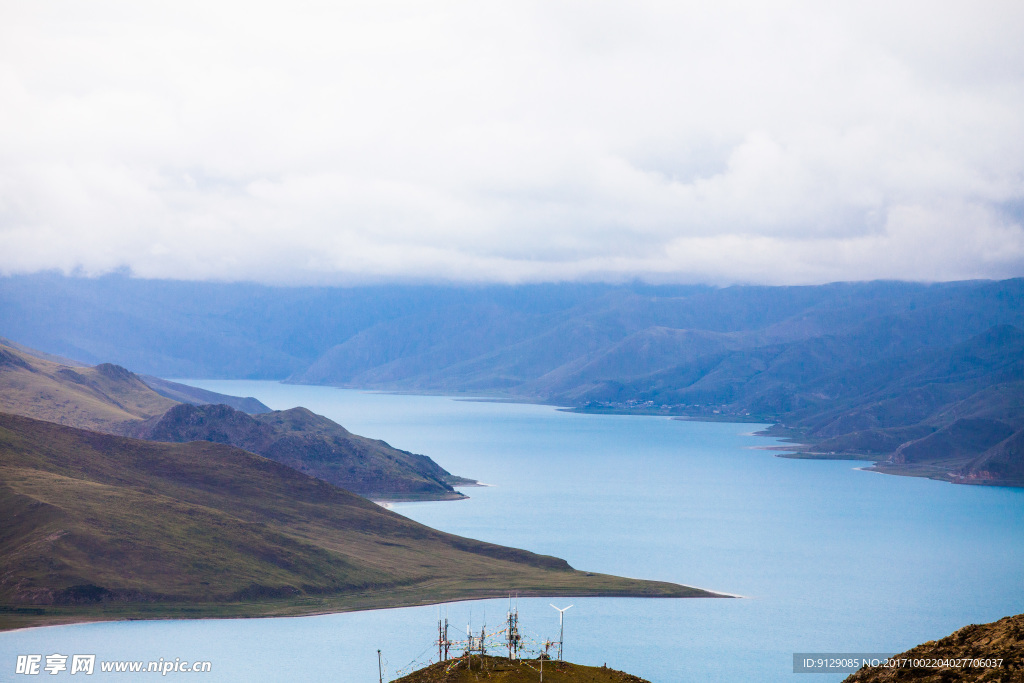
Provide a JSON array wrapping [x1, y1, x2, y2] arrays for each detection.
[[2, 1, 1023, 285]]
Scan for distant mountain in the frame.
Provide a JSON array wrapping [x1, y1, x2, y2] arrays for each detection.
[[574, 324, 1024, 485], [0, 274, 621, 378], [0, 412, 712, 629], [4, 275, 1020, 390], [127, 403, 470, 500], [139, 375, 271, 414], [3, 274, 1022, 486]]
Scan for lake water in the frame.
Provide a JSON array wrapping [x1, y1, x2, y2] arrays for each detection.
[[3, 382, 1023, 682]]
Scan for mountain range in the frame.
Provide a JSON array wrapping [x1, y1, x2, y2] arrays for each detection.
[[2, 274, 1021, 485]]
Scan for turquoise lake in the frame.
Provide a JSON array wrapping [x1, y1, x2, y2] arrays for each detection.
[[3, 381, 1023, 682]]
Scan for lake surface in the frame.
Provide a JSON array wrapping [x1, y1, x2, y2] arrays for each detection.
[[3, 382, 1023, 682]]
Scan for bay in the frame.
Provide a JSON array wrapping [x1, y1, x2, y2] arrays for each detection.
[[3, 381, 1023, 682]]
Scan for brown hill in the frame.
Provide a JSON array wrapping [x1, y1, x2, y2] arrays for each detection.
[[0, 338, 269, 430], [127, 403, 469, 499], [395, 655, 649, 683], [843, 613, 1024, 682], [0, 341, 177, 432], [0, 412, 718, 630]]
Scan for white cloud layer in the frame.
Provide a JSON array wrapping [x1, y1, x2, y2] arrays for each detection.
[[2, 0, 1023, 284]]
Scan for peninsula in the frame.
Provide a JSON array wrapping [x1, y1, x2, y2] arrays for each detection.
[[0, 412, 721, 631]]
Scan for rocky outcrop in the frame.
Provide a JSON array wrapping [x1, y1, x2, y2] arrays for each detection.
[[843, 613, 1024, 682]]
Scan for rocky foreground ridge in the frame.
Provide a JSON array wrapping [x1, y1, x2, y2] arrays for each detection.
[[843, 613, 1024, 682]]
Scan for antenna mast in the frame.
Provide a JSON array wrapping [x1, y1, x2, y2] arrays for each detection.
[[506, 595, 522, 660], [436, 611, 451, 662]]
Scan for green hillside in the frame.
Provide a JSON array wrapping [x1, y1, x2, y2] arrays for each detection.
[[0, 412, 717, 630]]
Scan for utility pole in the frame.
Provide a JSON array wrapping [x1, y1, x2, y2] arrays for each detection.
[[550, 604, 573, 661], [377, 649, 383, 683]]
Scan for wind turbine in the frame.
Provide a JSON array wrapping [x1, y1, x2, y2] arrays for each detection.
[[550, 604, 573, 661]]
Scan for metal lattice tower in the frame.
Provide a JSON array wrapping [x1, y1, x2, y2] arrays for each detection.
[[506, 597, 522, 660], [436, 617, 450, 661]]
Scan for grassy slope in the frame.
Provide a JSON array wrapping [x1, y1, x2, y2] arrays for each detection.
[[0, 342, 176, 432], [0, 335, 271, 415], [0, 413, 718, 631]]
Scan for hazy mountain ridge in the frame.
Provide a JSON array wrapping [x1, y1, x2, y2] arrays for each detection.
[[139, 375, 271, 414], [3, 274, 1022, 485]]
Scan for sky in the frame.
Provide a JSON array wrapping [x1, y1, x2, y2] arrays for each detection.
[[1, 1, 1024, 286]]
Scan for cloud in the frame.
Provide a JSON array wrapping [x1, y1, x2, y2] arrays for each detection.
[[1, 0, 1023, 284]]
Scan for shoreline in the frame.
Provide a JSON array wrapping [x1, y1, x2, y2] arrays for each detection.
[[0, 578, 733, 633], [200, 381, 1024, 489]]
